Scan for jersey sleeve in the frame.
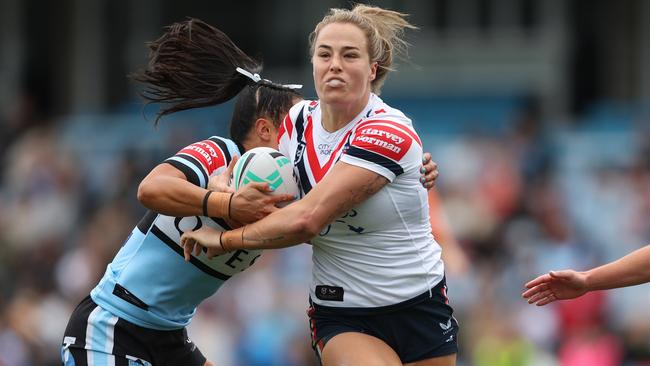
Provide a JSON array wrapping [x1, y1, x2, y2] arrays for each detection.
[[164, 136, 239, 188], [277, 114, 294, 158], [341, 117, 423, 182], [278, 100, 309, 158]]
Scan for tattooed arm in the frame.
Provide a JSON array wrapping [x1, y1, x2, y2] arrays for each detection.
[[181, 162, 388, 258]]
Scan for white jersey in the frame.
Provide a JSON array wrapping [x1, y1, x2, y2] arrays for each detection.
[[278, 94, 444, 309]]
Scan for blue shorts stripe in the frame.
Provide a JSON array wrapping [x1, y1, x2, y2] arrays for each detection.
[[85, 307, 101, 357], [85, 306, 119, 364], [62, 347, 76, 366]]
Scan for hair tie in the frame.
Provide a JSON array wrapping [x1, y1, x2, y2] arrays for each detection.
[[236, 67, 302, 90], [236, 67, 262, 83], [279, 83, 303, 90]]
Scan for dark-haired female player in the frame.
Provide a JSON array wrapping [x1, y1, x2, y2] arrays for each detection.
[[60, 19, 300, 366]]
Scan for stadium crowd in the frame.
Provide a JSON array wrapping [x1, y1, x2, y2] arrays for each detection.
[[1, 88, 649, 365]]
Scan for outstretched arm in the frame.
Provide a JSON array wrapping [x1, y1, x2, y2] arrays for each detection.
[[523, 245, 650, 306], [180, 162, 388, 259]]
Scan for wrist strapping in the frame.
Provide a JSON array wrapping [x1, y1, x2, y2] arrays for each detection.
[[221, 226, 245, 252], [205, 191, 232, 218]]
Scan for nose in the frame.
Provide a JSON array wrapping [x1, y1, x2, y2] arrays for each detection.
[[329, 55, 342, 72]]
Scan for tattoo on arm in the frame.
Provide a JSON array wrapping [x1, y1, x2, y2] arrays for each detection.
[[243, 225, 286, 246], [241, 173, 387, 247], [350, 174, 387, 203], [332, 174, 388, 221], [244, 235, 286, 244]]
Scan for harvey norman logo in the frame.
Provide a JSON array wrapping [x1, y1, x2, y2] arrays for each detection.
[[183, 143, 220, 169], [360, 128, 405, 144], [355, 128, 405, 154]]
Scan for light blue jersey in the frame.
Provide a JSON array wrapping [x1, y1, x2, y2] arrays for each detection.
[[90, 136, 262, 330]]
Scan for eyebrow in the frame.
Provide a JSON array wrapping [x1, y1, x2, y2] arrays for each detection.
[[316, 45, 361, 52]]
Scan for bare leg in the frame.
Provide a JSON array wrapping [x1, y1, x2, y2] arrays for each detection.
[[404, 353, 457, 366], [321, 332, 402, 366]]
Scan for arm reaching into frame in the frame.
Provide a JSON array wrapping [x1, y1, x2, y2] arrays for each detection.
[[523, 245, 650, 306]]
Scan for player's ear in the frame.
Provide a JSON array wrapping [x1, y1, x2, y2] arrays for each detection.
[[255, 118, 274, 141], [369, 62, 378, 82]]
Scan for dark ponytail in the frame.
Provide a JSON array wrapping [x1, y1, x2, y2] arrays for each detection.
[[130, 18, 261, 124], [131, 18, 302, 152]]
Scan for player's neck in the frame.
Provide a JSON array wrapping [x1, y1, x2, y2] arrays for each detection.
[[242, 136, 272, 152], [320, 94, 370, 133]]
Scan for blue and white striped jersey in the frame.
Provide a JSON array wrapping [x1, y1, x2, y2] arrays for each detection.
[[90, 136, 262, 330]]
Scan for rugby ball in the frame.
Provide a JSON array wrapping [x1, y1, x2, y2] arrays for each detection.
[[231, 147, 300, 204]]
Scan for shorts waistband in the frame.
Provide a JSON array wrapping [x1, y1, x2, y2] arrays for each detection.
[[310, 276, 446, 316]]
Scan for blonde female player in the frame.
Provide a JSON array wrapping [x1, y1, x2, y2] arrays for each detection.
[[182, 5, 458, 366]]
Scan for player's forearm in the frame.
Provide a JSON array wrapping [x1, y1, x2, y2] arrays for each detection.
[[220, 162, 387, 251], [585, 245, 650, 291], [221, 201, 319, 250], [137, 175, 229, 217]]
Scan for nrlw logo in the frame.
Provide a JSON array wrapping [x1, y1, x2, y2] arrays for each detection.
[[295, 141, 306, 162]]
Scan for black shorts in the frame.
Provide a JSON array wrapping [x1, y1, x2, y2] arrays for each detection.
[[307, 277, 459, 364], [61, 296, 206, 366]]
